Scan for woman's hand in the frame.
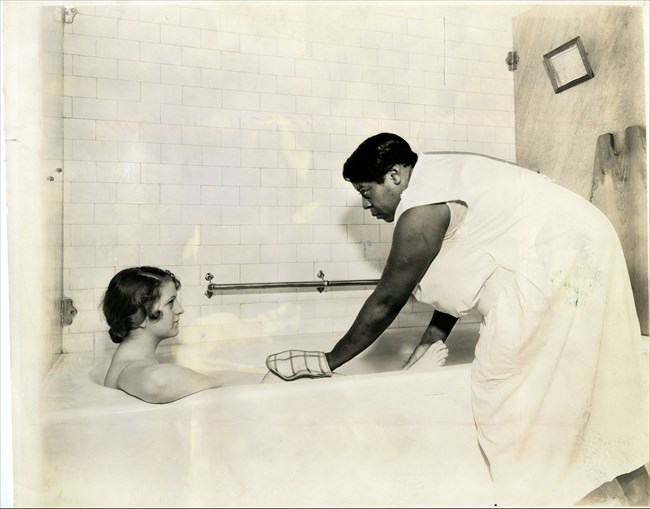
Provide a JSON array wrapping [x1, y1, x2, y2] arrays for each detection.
[[402, 340, 448, 370]]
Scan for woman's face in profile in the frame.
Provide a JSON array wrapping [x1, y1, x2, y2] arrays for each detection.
[[353, 172, 403, 223], [147, 280, 185, 340]]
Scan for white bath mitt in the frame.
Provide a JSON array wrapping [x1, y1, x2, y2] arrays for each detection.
[[265, 349, 332, 381]]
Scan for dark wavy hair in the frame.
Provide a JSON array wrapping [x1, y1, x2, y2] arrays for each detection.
[[342, 132, 418, 183], [101, 266, 181, 344]]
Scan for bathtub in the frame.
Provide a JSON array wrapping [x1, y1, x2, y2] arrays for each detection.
[[39, 322, 496, 508]]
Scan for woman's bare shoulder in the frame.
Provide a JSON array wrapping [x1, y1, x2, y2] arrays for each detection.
[[103, 349, 155, 389]]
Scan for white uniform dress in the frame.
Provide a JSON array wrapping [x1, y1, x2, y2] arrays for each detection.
[[394, 152, 649, 506]]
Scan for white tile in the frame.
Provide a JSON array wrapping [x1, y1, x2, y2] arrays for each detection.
[[118, 101, 160, 123], [96, 161, 140, 183], [64, 76, 97, 98], [95, 120, 140, 142], [117, 19, 160, 43], [73, 98, 118, 120], [118, 60, 161, 83], [161, 24, 201, 47], [116, 183, 160, 203], [181, 205, 223, 225], [141, 42, 182, 65], [182, 47, 222, 69], [141, 123, 182, 144], [141, 163, 183, 184], [160, 184, 201, 204], [70, 224, 116, 246], [94, 204, 139, 224], [162, 144, 202, 165], [64, 118, 95, 140], [73, 55, 118, 79], [117, 224, 160, 245], [95, 37, 140, 61], [183, 87, 222, 108]]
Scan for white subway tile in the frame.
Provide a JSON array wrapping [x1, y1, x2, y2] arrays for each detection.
[[467, 92, 495, 110], [141, 83, 183, 105], [72, 97, 118, 120], [277, 187, 318, 206], [222, 51, 258, 73], [95, 120, 140, 142], [118, 142, 161, 163], [395, 103, 426, 121], [117, 101, 160, 123], [201, 29, 240, 52], [94, 4, 139, 21], [240, 187, 278, 206], [201, 186, 239, 206], [295, 61, 329, 80], [139, 204, 181, 224], [118, 60, 161, 82], [162, 144, 202, 165], [239, 148, 276, 168], [185, 245, 221, 266], [260, 168, 297, 188], [95, 204, 139, 224], [161, 64, 202, 86], [140, 123, 181, 144], [182, 47, 222, 69], [314, 224, 352, 244], [64, 160, 97, 183], [64, 34, 96, 56], [73, 55, 117, 79], [297, 169, 333, 188], [203, 147, 241, 168], [97, 161, 140, 183], [261, 244, 295, 263], [180, 7, 221, 30], [222, 245, 260, 264], [240, 302, 278, 322], [95, 245, 140, 267], [72, 139, 119, 161], [95, 37, 140, 61], [259, 131, 294, 150], [64, 118, 95, 140], [201, 225, 240, 245], [161, 104, 202, 126], [277, 149, 313, 170], [277, 225, 313, 244], [439, 122, 468, 140], [222, 206, 259, 225], [182, 165, 222, 185], [239, 111, 278, 130], [278, 262, 315, 281], [64, 245, 96, 268], [72, 15, 118, 38], [297, 244, 332, 262], [240, 225, 276, 245], [116, 183, 159, 203], [97, 78, 140, 101], [220, 128, 259, 149], [183, 87, 222, 108], [181, 205, 223, 225], [70, 224, 117, 246], [141, 163, 183, 184], [159, 184, 201, 204], [141, 42, 182, 65], [222, 90, 260, 111], [140, 245, 184, 266], [202, 69, 241, 91], [162, 24, 201, 47], [139, 5, 181, 25], [260, 206, 295, 224], [64, 75, 97, 98], [260, 93, 295, 114], [117, 19, 160, 43], [117, 224, 160, 245], [160, 225, 201, 245]]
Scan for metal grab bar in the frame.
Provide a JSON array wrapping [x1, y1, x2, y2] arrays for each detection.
[[204, 271, 379, 298]]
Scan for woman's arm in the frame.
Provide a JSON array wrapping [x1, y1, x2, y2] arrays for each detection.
[[117, 361, 224, 404], [402, 310, 458, 369], [325, 203, 450, 370]]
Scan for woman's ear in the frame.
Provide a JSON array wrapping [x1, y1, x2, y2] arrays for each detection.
[[387, 164, 404, 185]]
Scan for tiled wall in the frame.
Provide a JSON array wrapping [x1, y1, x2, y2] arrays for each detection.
[[61, 2, 517, 353]]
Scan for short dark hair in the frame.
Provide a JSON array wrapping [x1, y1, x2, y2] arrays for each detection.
[[101, 266, 181, 344], [342, 132, 418, 183]]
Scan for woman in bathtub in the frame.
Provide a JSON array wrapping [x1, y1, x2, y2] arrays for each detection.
[[265, 133, 649, 507], [102, 266, 225, 403]]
